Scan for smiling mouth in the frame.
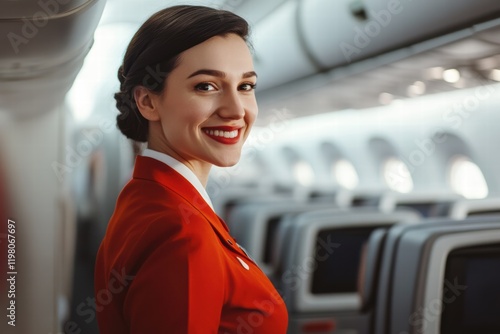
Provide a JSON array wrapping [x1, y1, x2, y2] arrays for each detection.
[[202, 127, 242, 144]]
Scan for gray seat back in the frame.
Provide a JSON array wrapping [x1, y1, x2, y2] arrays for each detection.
[[372, 216, 500, 334]]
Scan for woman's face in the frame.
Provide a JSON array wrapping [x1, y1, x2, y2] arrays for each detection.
[[144, 33, 258, 177]]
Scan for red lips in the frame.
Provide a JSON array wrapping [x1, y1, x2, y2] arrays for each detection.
[[202, 126, 241, 145]]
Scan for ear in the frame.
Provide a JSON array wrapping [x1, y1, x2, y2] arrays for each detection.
[[133, 86, 161, 121]]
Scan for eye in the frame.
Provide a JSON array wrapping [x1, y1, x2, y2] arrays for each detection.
[[239, 83, 257, 91], [195, 82, 216, 91]]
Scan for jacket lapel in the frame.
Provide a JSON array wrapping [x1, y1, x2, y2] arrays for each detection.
[[133, 155, 232, 239]]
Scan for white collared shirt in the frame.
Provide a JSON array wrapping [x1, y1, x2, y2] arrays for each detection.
[[141, 148, 215, 211]]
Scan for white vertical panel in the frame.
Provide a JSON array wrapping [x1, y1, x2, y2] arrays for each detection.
[[0, 104, 67, 333]]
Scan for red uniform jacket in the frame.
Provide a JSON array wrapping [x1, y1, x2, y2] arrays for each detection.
[[94, 156, 288, 333]]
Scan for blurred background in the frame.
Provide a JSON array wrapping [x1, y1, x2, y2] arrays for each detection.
[[1, 0, 500, 333]]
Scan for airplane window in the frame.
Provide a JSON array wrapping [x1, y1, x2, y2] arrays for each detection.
[[441, 244, 500, 334], [332, 159, 359, 190], [293, 160, 315, 187], [448, 156, 488, 199], [382, 157, 413, 193]]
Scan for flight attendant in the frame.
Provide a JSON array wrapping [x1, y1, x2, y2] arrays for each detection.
[[94, 5, 288, 333]]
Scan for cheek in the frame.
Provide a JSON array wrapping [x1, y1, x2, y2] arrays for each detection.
[[184, 99, 215, 122], [164, 101, 212, 129], [245, 101, 259, 124]]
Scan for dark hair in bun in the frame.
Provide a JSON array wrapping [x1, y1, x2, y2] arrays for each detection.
[[114, 5, 250, 142]]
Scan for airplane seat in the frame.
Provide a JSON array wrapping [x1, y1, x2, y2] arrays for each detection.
[[299, 185, 385, 208], [358, 228, 388, 313], [307, 189, 338, 203], [371, 216, 500, 334], [289, 183, 340, 204], [379, 192, 463, 218], [269, 212, 296, 287], [226, 201, 337, 277], [334, 189, 384, 209], [277, 209, 420, 334], [271, 207, 353, 289], [224, 193, 296, 229], [350, 195, 382, 208], [448, 197, 500, 219], [210, 187, 290, 222], [438, 243, 500, 334]]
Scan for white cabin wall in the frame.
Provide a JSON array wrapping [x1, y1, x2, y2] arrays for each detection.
[[373, 83, 500, 195], [366, 98, 461, 193], [448, 84, 500, 196], [0, 104, 69, 334], [248, 83, 500, 196]]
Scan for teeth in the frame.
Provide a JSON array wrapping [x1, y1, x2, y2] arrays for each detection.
[[205, 129, 238, 139]]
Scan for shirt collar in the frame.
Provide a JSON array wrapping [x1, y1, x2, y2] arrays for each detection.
[[141, 148, 214, 211]]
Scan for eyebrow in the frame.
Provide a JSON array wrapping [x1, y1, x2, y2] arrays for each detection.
[[187, 69, 257, 79]]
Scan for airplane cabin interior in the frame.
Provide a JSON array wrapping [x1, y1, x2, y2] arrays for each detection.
[[1, 0, 500, 333]]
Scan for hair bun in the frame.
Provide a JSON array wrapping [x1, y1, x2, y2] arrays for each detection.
[[114, 89, 148, 142], [117, 65, 128, 90]]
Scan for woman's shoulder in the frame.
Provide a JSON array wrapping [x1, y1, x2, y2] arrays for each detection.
[[117, 176, 212, 223], [101, 177, 219, 270], [110, 178, 210, 236]]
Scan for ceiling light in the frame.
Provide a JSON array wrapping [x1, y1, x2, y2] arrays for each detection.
[[407, 81, 426, 97], [425, 67, 444, 80], [443, 69, 460, 83], [379, 92, 393, 105], [489, 69, 500, 82]]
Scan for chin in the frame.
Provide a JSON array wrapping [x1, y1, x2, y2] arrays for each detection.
[[214, 155, 241, 168], [215, 160, 239, 168]]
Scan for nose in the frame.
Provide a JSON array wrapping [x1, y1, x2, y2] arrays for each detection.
[[217, 90, 245, 120]]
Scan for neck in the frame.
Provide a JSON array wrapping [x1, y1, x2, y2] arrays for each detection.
[[146, 139, 211, 188]]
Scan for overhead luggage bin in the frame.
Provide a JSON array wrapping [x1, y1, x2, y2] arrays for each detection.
[[251, 0, 317, 91], [313, 0, 500, 65], [0, 0, 104, 75], [0, 0, 106, 115], [250, 0, 500, 92], [0, 0, 90, 19]]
